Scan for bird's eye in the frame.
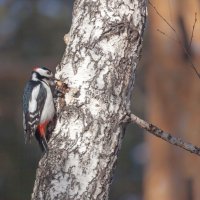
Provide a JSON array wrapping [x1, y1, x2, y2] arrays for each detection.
[[47, 71, 51, 75]]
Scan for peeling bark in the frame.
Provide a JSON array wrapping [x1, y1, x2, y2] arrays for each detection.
[[32, 0, 147, 199]]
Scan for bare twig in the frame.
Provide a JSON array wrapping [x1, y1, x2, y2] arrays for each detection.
[[189, 12, 197, 48], [182, 43, 200, 79], [149, 1, 200, 79], [148, 0, 176, 32], [157, 29, 177, 42], [131, 113, 200, 156], [157, 28, 200, 79]]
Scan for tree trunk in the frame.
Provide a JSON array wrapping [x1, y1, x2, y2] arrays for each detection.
[[32, 1, 147, 199]]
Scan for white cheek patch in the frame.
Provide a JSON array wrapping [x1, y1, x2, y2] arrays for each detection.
[[35, 68, 52, 78], [28, 85, 40, 113], [36, 68, 46, 76]]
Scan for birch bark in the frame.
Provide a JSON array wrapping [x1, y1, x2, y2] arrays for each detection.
[[32, 0, 147, 199]]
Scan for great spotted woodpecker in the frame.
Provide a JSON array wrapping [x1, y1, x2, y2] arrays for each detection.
[[22, 67, 55, 153]]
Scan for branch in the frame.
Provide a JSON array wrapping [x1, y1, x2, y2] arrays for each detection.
[[148, 0, 200, 79], [189, 12, 197, 49], [130, 113, 200, 156], [148, 0, 176, 32]]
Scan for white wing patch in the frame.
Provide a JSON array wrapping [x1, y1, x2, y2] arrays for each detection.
[[28, 85, 40, 113]]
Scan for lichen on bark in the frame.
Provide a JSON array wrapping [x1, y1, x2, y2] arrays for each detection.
[[32, 0, 147, 199]]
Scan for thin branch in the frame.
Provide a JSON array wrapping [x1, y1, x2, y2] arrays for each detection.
[[159, 30, 200, 79], [149, 0, 200, 79], [148, 0, 176, 32], [157, 29, 177, 42], [157, 28, 200, 79], [189, 12, 197, 48], [182, 42, 200, 79], [131, 113, 200, 156]]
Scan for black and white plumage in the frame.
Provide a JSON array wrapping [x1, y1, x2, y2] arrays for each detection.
[[23, 67, 55, 152]]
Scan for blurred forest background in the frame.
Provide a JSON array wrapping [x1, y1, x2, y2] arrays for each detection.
[[0, 0, 200, 200]]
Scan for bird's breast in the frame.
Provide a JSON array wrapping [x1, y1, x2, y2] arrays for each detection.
[[40, 83, 55, 123]]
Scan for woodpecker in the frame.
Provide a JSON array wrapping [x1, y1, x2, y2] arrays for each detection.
[[22, 67, 55, 153]]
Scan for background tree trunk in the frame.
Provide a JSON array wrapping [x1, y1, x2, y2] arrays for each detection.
[[32, 0, 147, 199], [144, 0, 200, 200]]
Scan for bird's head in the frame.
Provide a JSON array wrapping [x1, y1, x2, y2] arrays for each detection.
[[33, 66, 53, 78], [31, 67, 55, 85]]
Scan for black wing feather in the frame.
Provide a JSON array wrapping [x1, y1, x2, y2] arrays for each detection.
[[22, 80, 47, 142]]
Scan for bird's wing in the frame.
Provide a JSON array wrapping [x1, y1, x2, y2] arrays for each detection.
[[23, 81, 47, 142]]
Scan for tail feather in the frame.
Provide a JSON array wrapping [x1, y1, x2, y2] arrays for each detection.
[[35, 129, 49, 153]]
